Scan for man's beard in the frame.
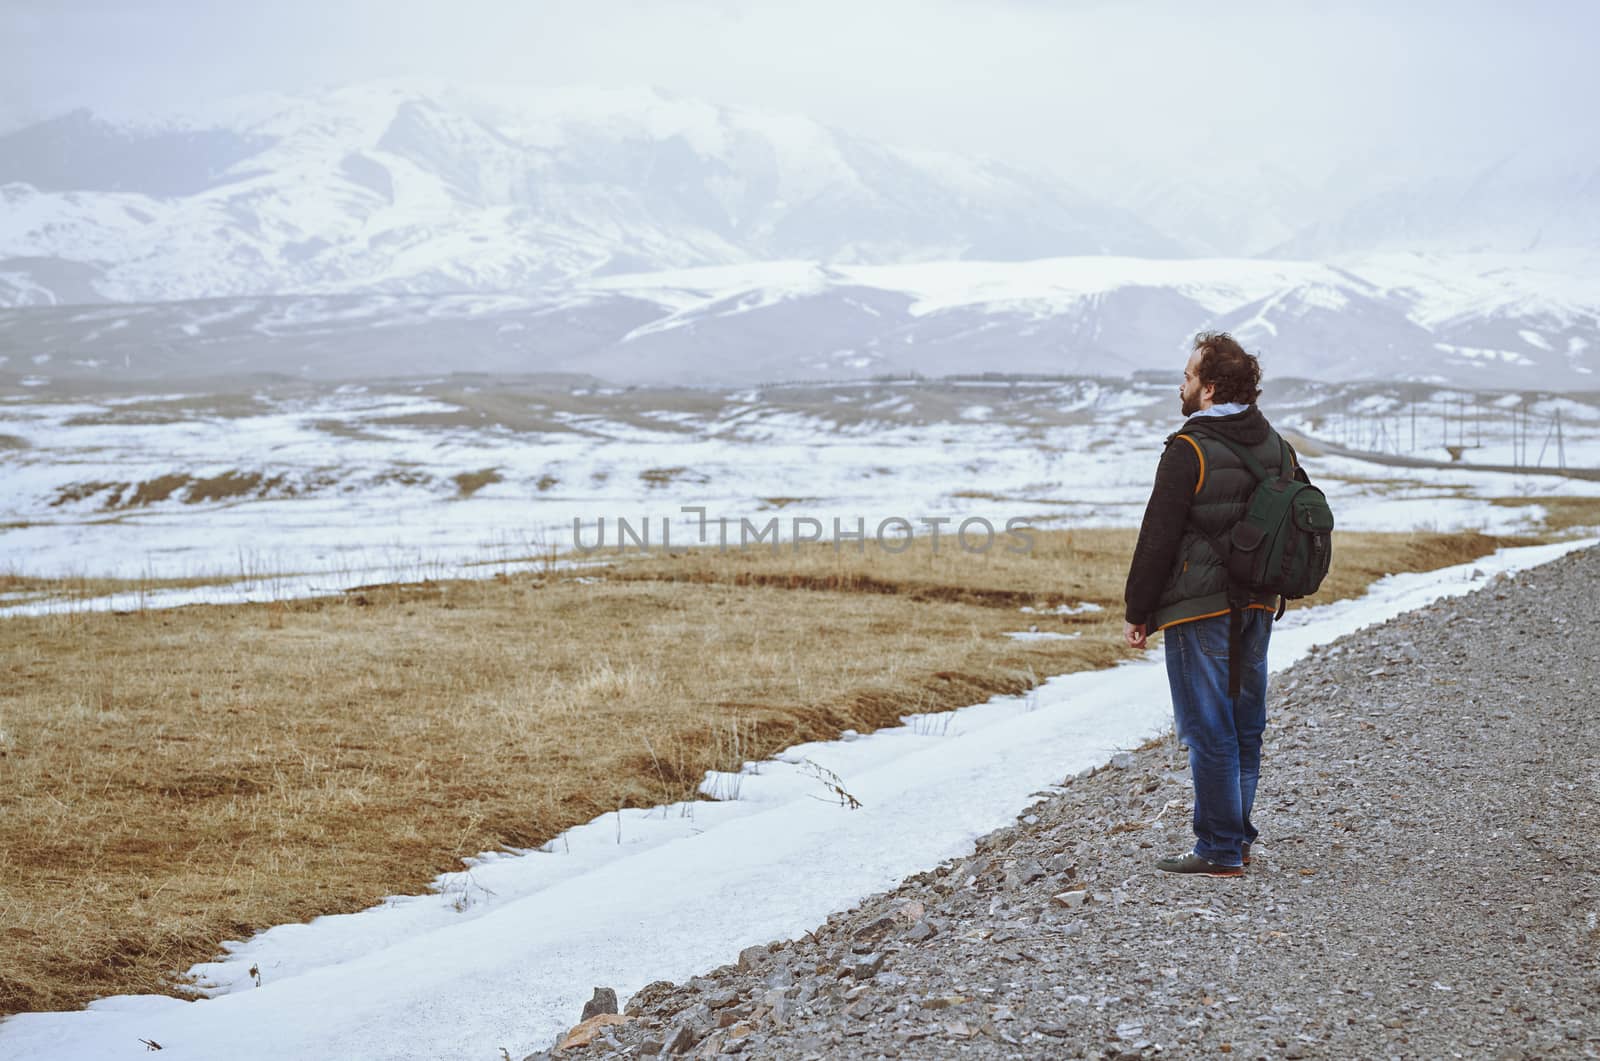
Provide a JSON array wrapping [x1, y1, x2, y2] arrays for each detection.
[[1181, 391, 1200, 417]]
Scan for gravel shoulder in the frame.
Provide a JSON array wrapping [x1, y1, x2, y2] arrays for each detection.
[[534, 546, 1600, 1060]]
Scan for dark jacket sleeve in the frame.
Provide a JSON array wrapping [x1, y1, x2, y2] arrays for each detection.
[[1124, 437, 1200, 626]]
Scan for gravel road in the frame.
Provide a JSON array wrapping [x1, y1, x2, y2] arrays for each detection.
[[533, 546, 1600, 1059]]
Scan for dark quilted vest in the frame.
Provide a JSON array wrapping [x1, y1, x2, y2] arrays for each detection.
[[1152, 425, 1289, 630]]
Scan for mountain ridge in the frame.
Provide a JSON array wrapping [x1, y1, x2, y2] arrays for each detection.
[[0, 81, 1181, 306], [3, 253, 1596, 390], [2, 82, 1597, 388]]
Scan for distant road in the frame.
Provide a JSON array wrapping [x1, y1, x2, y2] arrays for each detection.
[[1279, 427, 1600, 482]]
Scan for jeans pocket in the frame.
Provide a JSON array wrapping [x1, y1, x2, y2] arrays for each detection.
[[1246, 611, 1273, 664], [1193, 615, 1231, 660]]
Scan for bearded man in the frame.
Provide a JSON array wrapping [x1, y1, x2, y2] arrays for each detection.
[[1123, 332, 1306, 877]]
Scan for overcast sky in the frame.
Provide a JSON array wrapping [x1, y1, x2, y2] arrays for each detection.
[[4, 0, 1595, 187]]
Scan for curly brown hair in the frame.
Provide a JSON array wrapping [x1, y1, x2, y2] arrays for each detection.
[[1192, 331, 1262, 405]]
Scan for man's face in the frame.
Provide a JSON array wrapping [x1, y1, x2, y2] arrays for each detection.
[[1179, 349, 1212, 417]]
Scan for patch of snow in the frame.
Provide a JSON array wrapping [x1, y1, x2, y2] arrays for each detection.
[[1019, 602, 1103, 615]]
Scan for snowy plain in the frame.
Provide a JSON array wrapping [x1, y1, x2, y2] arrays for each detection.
[[0, 537, 1589, 1061], [5, 377, 1598, 617]]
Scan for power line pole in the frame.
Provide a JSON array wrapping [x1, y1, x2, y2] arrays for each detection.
[[1512, 402, 1520, 469], [1521, 401, 1529, 469]]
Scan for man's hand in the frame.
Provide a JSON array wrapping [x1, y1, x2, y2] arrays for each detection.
[[1124, 622, 1148, 650]]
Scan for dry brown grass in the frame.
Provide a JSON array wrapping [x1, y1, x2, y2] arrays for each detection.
[[48, 471, 298, 510], [607, 525, 1132, 608], [0, 571, 244, 606], [451, 468, 503, 498], [1305, 528, 1544, 605], [0, 525, 1544, 1015], [1487, 495, 1600, 533], [60, 395, 270, 427]]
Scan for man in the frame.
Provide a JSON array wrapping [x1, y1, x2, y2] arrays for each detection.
[[1123, 332, 1303, 878]]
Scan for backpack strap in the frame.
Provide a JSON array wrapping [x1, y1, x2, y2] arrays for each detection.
[[1182, 427, 1292, 484], [1228, 600, 1244, 700], [1172, 430, 1250, 566]]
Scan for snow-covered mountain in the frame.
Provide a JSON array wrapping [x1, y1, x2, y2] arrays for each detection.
[[2, 82, 1597, 389], [1074, 161, 1325, 259], [1270, 140, 1600, 259], [0, 82, 1178, 305], [4, 253, 1595, 390], [6, 83, 1598, 290], [1068, 141, 1600, 261]]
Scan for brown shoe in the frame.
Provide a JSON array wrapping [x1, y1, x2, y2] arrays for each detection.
[[1242, 842, 1252, 866], [1155, 853, 1244, 878]]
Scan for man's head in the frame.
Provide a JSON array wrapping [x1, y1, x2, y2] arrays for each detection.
[[1181, 331, 1262, 416]]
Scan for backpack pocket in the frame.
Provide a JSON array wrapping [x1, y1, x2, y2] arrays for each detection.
[[1292, 495, 1335, 532], [1230, 522, 1268, 552]]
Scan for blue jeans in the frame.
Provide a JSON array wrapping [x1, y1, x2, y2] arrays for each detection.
[[1163, 609, 1272, 867]]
